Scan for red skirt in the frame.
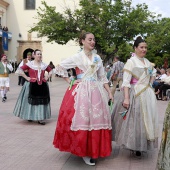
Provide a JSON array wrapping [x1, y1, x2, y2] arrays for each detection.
[[53, 84, 112, 159]]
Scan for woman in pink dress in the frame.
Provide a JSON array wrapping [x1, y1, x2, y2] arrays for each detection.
[[53, 32, 113, 166]]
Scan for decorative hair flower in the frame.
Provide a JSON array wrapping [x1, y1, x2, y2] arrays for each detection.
[[130, 52, 135, 57]]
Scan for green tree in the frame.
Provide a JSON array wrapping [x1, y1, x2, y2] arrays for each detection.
[[30, 0, 158, 61], [145, 18, 170, 66]]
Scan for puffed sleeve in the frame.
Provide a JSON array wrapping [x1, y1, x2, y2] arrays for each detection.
[[18, 60, 24, 68], [55, 55, 77, 77], [97, 56, 109, 84], [122, 59, 133, 88], [15, 64, 30, 75], [7, 63, 13, 72], [151, 67, 156, 77]]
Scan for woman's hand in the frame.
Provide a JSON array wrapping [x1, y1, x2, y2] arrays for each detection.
[[26, 77, 31, 81], [72, 79, 81, 85], [108, 92, 114, 103], [44, 76, 49, 81], [123, 98, 130, 109]]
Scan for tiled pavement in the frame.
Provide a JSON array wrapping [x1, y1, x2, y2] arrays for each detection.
[[0, 74, 168, 170]]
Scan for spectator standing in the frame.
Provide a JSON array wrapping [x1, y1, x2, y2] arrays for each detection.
[[47, 61, 55, 82], [109, 56, 124, 95]]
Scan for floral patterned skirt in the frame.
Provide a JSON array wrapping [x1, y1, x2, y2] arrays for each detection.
[[157, 102, 170, 170], [53, 84, 112, 159]]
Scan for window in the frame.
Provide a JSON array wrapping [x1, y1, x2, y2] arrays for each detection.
[[25, 0, 36, 10]]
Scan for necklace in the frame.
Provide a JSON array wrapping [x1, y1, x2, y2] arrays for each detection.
[[136, 56, 144, 61], [33, 61, 41, 81], [84, 50, 92, 57]]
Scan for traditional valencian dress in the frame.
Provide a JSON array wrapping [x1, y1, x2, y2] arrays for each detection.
[[112, 55, 158, 152], [53, 50, 112, 159], [13, 61, 52, 121], [157, 103, 170, 170]]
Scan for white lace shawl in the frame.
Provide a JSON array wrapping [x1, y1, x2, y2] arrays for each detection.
[[16, 61, 52, 81], [55, 50, 111, 131]]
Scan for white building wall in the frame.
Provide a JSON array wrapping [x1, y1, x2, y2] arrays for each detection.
[[0, 7, 7, 27], [6, 0, 80, 65]]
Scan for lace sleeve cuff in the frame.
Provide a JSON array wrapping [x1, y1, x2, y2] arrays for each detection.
[[121, 70, 132, 88], [98, 75, 109, 84], [55, 65, 69, 77]]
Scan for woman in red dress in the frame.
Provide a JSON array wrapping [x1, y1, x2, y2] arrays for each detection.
[[13, 49, 52, 125], [53, 32, 113, 166]]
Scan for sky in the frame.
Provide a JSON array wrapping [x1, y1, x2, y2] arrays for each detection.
[[132, 0, 170, 18]]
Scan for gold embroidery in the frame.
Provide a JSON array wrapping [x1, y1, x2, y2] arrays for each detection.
[[162, 130, 167, 142], [123, 69, 139, 80], [135, 85, 150, 97]]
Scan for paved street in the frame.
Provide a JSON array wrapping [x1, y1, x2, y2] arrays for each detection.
[[0, 74, 168, 170]]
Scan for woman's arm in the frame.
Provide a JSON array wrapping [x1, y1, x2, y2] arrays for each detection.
[[123, 87, 130, 109], [21, 73, 30, 81], [96, 57, 113, 101], [104, 83, 113, 102], [15, 64, 30, 81], [121, 60, 133, 109], [63, 77, 71, 84]]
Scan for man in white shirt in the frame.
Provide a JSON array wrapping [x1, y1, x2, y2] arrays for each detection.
[[0, 54, 13, 102], [153, 68, 167, 88]]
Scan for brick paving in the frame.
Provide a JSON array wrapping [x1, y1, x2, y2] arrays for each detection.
[[0, 74, 168, 170]]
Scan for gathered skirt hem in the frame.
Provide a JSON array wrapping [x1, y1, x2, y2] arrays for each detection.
[[13, 81, 51, 120], [53, 84, 112, 159]]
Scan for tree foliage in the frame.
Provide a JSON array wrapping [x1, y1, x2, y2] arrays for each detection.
[[145, 18, 170, 67], [30, 0, 169, 65]]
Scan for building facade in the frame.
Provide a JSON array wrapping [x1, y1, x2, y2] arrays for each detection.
[[3, 0, 80, 65]]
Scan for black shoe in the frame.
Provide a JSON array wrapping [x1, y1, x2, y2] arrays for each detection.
[[4, 96, 7, 100], [82, 157, 95, 166], [90, 159, 95, 164], [2, 97, 6, 102], [136, 151, 141, 157], [38, 121, 46, 125], [130, 150, 142, 158], [28, 120, 33, 122]]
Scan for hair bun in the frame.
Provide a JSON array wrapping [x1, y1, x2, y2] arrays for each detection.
[[133, 36, 145, 48], [136, 36, 143, 41]]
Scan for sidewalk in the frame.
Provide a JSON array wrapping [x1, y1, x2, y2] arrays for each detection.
[[0, 74, 168, 170]]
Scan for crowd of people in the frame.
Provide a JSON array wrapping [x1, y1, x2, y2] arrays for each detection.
[[0, 24, 9, 32], [154, 68, 170, 101], [105, 55, 170, 102], [0, 32, 170, 169]]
